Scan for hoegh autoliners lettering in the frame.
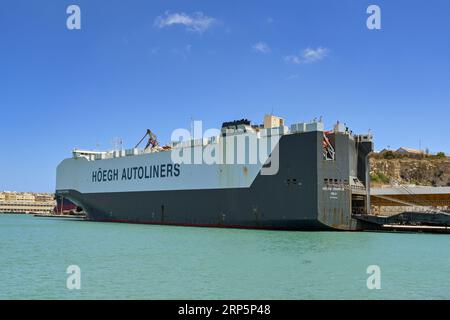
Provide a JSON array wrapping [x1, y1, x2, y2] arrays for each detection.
[[92, 164, 181, 182]]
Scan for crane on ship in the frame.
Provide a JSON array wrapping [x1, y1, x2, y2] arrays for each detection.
[[135, 129, 159, 150]]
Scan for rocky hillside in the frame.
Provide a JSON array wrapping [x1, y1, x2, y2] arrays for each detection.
[[370, 156, 450, 187]]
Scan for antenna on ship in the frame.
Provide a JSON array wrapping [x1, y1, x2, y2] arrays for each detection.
[[112, 137, 123, 151]]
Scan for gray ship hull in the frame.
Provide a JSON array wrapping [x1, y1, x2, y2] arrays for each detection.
[[56, 131, 373, 231]]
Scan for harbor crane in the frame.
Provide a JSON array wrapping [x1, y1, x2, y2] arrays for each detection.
[[135, 129, 159, 150]]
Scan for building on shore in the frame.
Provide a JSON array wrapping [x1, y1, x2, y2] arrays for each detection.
[[395, 147, 425, 158], [378, 147, 427, 159], [0, 192, 56, 214]]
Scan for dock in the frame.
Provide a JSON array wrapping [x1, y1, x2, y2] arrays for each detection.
[[381, 224, 450, 234], [371, 186, 450, 215], [33, 214, 86, 220], [354, 210, 450, 234]]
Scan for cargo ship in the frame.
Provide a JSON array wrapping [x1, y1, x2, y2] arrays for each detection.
[[56, 115, 373, 231]]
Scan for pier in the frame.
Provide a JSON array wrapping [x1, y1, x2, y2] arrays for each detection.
[[371, 186, 450, 214], [33, 213, 86, 220], [352, 186, 450, 233]]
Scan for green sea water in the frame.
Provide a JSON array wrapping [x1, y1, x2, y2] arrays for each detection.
[[1, 214, 449, 299]]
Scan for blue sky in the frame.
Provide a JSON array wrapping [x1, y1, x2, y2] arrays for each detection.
[[0, 0, 449, 192]]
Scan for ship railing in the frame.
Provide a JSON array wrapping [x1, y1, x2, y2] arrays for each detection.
[[79, 129, 289, 161]]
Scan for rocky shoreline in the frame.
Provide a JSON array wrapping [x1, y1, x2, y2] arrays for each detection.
[[370, 156, 450, 187]]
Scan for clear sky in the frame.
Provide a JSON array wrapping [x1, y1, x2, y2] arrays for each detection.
[[1, 0, 449, 192]]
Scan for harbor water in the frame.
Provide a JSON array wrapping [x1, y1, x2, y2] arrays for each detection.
[[1, 214, 449, 299]]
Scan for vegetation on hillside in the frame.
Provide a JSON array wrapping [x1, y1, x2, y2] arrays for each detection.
[[369, 153, 450, 187]]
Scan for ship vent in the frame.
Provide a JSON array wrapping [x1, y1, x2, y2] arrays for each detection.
[[221, 119, 251, 129]]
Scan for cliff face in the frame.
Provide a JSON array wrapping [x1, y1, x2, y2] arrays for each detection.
[[370, 157, 450, 187]]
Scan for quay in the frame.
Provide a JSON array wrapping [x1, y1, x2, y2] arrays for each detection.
[[382, 224, 450, 234], [33, 213, 86, 220]]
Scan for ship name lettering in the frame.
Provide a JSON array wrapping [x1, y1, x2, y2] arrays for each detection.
[[92, 168, 119, 183], [93, 164, 180, 183]]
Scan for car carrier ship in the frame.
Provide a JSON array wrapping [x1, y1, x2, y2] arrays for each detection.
[[55, 115, 374, 231]]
